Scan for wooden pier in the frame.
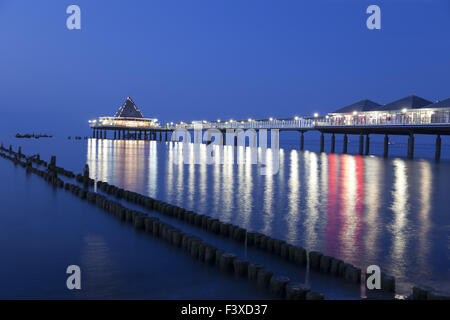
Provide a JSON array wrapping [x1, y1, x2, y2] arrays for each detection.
[[90, 95, 450, 161]]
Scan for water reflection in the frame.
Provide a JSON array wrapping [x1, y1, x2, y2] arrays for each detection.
[[363, 158, 382, 265], [389, 159, 410, 278], [86, 139, 447, 294], [304, 151, 319, 248], [81, 234, 118, 297], [286, 150, 300, 242], [417, 161, 432, 279]]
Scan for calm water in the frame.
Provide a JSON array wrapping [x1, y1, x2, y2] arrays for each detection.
[[0, 156, 273, 299], [1, 135, 450, 296]]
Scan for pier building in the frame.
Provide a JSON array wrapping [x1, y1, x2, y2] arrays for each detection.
[[89, 95, 450, 160]]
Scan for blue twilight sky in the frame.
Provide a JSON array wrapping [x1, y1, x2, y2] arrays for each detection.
[[0, 0, 449, 135]]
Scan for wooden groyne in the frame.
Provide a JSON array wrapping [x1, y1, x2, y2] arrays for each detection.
[[1, 144, 449, 300], [0, 145, 323, 300]]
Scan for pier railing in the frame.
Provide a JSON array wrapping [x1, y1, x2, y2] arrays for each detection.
[[169, 116, 450, 130], [90, 113, 450, 131]]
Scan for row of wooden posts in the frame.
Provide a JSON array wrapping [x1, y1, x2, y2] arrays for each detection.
[[2, 143, 449, 300]]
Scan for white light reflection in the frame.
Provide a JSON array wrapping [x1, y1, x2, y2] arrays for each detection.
[[303, 151, 319, 247], [286, 150, 299, 242], [389, 158, 410, 278]]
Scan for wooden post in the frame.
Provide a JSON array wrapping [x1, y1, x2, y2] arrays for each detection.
[[83, 164, 89, 189], [320, 133, 324, 153], [331, 133, 335, 153], [300, 131, 304, 151], [383, 134, 389, 158], [359, 134, 364, 155], [435, 135, 441, 162], [407, 133, 414, 159], [343, 134, 348, 154], [365, 134, 370, 155]]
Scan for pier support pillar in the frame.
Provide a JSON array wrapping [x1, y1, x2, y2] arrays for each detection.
[[407, 133, 415, 159], [365, 134, 370, 155], [358, 134, 364, 155], [343, 134, 348, 154], [92, 129, 95, 138], [165, 131, 168, 141], [139, 131, 142, 140], [384, 134, 389, 158], [114, 131, 116, 140], [300, 131, 304, 151], [331, 133, 335, 153], [320, 133, 324, 153], [159, 131, 162, 141], [435, 135, 441, 162]]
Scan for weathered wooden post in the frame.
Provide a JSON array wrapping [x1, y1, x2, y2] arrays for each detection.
[[83, 164, 90, 189], [50, 156, 56, 168], [330, 133, 335, 153], [435, 135, 441, 162], [407, 133, 415, 159], [359, 133, 364, 155], [320, 132, 324, 153], [343, 134, 348, 154], [48, 156, 57, 183], [383, 134, 389, 158], [300, 131, 304, 151], [365, 134, 370, 155]]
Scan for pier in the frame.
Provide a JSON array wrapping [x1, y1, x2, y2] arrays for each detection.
[[90, 95, 450, 161]]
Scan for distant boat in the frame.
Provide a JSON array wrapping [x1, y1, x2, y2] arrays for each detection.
[[15, 133, 52, 139]]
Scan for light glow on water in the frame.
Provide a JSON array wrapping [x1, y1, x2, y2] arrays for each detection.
[[52, 138, 450, 295]]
